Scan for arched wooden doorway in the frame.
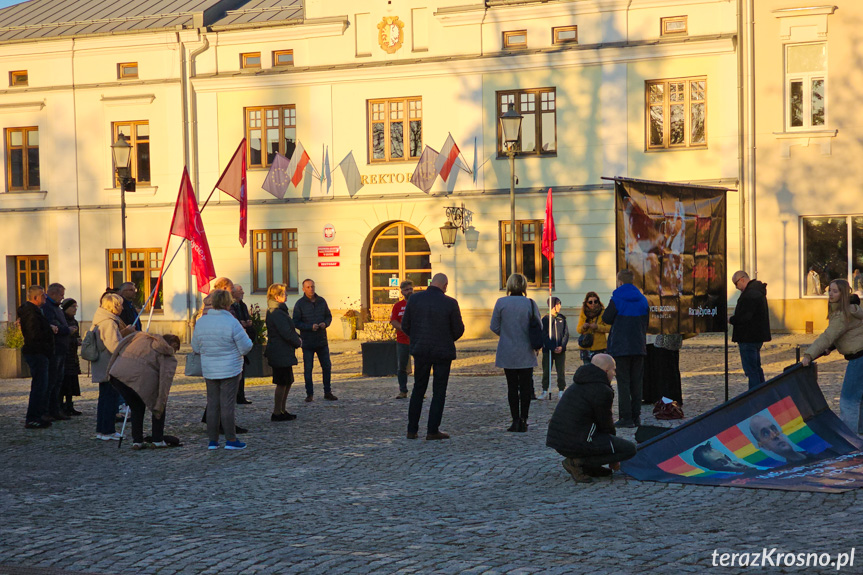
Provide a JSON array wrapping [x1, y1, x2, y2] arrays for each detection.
[[368, 222, 431, 319]]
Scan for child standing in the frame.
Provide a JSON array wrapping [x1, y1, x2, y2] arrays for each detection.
[[540, 297, 569, 399]]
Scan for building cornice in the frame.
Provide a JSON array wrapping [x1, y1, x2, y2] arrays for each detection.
[[210, 16, 346, 39]]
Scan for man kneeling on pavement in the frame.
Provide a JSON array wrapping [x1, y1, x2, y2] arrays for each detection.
[[546, 354, 637, 482]]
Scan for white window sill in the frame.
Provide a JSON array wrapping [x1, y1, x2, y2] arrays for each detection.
[[773, 129, 837, 157], [0, 190, 47, 199], [104, 186, 158, 197], [773, 129, 837, 139]]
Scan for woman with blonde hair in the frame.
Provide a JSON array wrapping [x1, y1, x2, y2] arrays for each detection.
[[490, 273, 540, 432], [90, 293, 135, 440], [802, 279, 863, 433], [265, 283, 303, 421], [192, 289, 253, 450]]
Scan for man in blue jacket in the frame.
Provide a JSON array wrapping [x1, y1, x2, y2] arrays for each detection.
[[293, 279, 336, 402], [601, 269, 649, 428]]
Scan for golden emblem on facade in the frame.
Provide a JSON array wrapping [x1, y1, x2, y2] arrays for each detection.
[[377, 16, 405, 54]]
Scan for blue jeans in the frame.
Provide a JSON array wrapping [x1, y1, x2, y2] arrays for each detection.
[[96, 381, 120, 435], [396, 342, 411, 393], [840, 356, 863, 434], [303, 345, 332, 396], [738, 342, 765, 389], [24, 353, 50, 423]]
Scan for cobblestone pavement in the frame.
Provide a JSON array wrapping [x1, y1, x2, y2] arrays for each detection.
[[1, 335, 862, 575]]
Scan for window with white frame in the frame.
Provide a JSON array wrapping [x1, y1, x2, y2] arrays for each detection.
[[786, 43, 826, 130], [801, 216, 863, 296]]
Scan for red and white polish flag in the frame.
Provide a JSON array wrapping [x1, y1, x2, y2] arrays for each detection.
[[435, 134, 461, 183], [288, 140, 311, 188]]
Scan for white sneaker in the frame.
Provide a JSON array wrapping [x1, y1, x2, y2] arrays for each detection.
[[538, 390, 549, 400], [558, 390, 565, 399]]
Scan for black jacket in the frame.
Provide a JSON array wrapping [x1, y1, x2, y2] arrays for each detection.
[[41, 296, 70, 352], [292, 294, 332, 349], [18, 301, 54, 357], [729, 280, 772, 343], [401, 285, 465, 361], [120, 298, 142, 331], [231, 300, 257, 343], [546, 363, 616, 456], [541, 313, 569, 351], [265, 302, 302, 368]]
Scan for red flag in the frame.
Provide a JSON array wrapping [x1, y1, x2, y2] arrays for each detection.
[[170, 168, 217, 294], [541, 187, 557, 260], [214, 139, 247, 246]]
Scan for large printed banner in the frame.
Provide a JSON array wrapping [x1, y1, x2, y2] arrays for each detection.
[[614, 178, 727, 334], [621, 366, 863, 492]]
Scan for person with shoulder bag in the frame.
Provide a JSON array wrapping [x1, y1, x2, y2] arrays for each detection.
[[576, 292, 610, 365], [264, 283, 302, 422], [90, 293, 136, 440]]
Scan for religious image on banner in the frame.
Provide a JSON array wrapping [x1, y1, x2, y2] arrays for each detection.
[[614, 178, 728, 334]]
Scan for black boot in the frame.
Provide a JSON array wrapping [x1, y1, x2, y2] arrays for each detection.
[[506, 419, 519, 432], [66, 397, 82, 416], [518, 418, 528, 432]]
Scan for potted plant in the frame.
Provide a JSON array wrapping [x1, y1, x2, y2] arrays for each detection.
[[244, 303, 272, 378], [0, 321, 30, 379], [340, 297, 361, 340], [359, 309, 398, 377]]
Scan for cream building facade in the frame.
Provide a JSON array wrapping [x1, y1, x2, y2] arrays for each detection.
[[0, 0, 741, 339]]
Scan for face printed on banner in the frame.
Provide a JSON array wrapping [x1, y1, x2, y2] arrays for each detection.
[[692, 442, 752, 473], [748, 415, 807, 462]]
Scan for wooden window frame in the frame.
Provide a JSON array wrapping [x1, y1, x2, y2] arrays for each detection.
[[367, 96, 423, 164], [273, 50, 294, 67], [118, 62, 138, 79], [6, 127, 40, 191], [15, 255, 49, 309], [241, 52, 262, 69], [245, 105, 297, 169], [499, 220, 553, 289], [661, 16, 688, 36], [645, 77, 708, 151], [251, 229, 299, 294], [496, 88, 557, 157], [503, 30, 527, 49], [111, 121, 150, 185], [552, 26, 578, 45], [107, 248, 163, 312], [10, 70, 27, 86]]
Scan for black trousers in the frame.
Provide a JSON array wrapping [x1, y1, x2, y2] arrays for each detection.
[[112, 378, 165, 444], [614, 355, 644, 423], [408, 359, 451, 435], [505, 368, 533, 421], [559, 435, 637, 467]]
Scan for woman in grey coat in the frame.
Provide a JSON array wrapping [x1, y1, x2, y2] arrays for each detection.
[[490, 273, 540, 432]]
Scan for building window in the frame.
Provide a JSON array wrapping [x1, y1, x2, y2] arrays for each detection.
[[661, 16, 688, 36], [497, 88, 556, 156], [241, 52, 261, 69], [500, 220, 553, 289], [786, 43, 826, 130], [274, 50, 294, 67], [112, 122, 150, 185], [368, 97, 422, 163], [503, 30, 527, 49], [107, 248, 163, 311], [646, 77, 707, 150], [15, 255, 48, 309], [552, 26, 578, 45], [252, 229, 299, 293], [801, 216, 863, 297], [6, 127, 40, 191], [118, 62, 138, 79], [246, 105, 297, 168], [10, 70, 27, 86]]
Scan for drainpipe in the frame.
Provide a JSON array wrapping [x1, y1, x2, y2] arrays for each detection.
[[745, 0, 757, 277], [736, 0, 747, 272]]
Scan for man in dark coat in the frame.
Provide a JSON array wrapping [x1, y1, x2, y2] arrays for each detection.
[[41, 283, 74, 420], [231, 284, 256, 404], [729, 270, 772, 389], [602, 269, 649, 427], [546, 354, 637, 482], [118, 282, 142, 331], [293, 278, 336, 401], [401, 273, 465, 440], [18, 285, 57, 428]]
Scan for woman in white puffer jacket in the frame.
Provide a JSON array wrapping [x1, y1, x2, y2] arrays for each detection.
[[191, 289, 252, 450]]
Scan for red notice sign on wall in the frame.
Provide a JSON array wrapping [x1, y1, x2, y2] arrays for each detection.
[[318, 246, 340, 257], [318, 261, 340, 267]]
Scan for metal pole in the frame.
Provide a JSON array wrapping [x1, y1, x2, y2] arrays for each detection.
[[121, 185, 128, 283], [509, 148, 516, 278]]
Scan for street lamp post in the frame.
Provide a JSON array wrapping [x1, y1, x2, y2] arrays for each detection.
[[499, 108, 523, 279], [111, 134, 135, 283]]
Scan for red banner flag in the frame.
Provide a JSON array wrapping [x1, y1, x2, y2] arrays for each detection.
[[214, 139, 247, 246], [170, 168, 217, 294], [541, 187, 557, 260]]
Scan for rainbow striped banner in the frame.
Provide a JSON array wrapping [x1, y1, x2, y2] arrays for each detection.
[[768, 396, 830, 454], [658, 454, 735, 478], [717, 425, 784, 468]]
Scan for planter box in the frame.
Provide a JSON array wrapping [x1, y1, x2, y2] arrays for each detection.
[[245, 343, 273, 378], [361, 341, 398, 377], [0, 347, 31, 379]]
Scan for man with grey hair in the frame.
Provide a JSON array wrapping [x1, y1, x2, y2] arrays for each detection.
[[19, 285, 58, 428], [118, 282, 142, 331], [728, 270, 771, 389], [42, 282, 74, 420]]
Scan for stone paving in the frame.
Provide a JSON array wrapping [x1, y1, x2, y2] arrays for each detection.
[[1, 335, 862, 575]]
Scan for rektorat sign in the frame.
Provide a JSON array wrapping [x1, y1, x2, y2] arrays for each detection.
[[318, 261, 340, 267], [318, 246, 340, 257]]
